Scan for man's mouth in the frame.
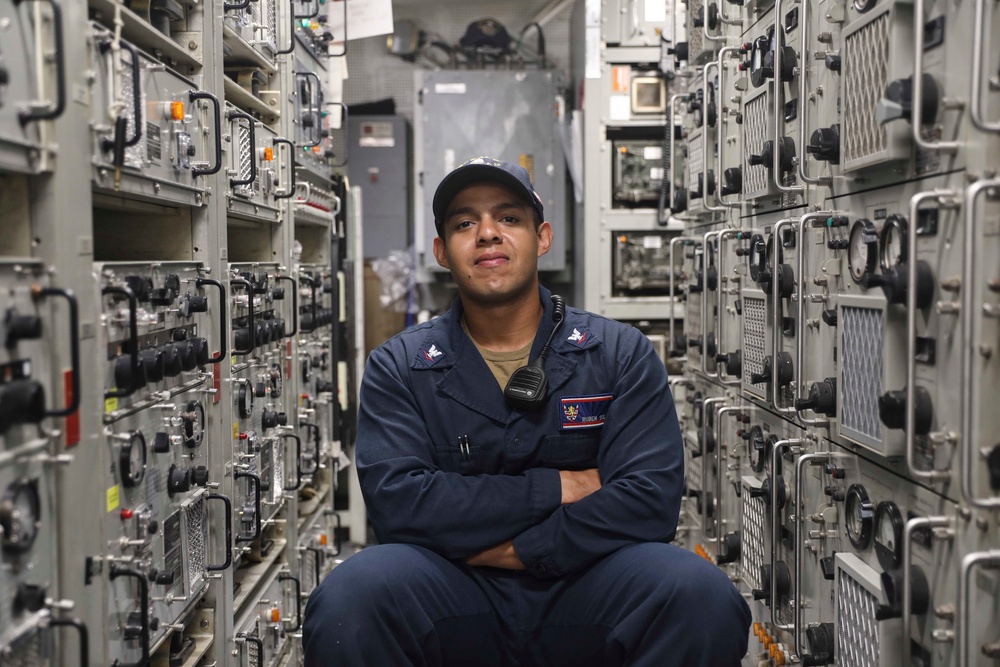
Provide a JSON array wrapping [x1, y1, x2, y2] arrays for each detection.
[[475, 253, 509, 267]]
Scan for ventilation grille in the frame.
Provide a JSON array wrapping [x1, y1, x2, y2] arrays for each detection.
[[301, 546, 318, 594], [247, 631, 261, 667], [265, 0, 278, 50], [688, 0, 705, 59], [741, 478, 766, 592], [742, 93, 769, 194], [841, 306, 883, 443], [743, 296, 766, 386], [272, 439, 285, 505], [837, 569, 880, 667], [843, 14, 890, 166], [687, 139, 703, 211], [185, 499, 207, 593], [0, 631, 43, 667], [120, 56, 146, 169], [236, 122, 254, 196]]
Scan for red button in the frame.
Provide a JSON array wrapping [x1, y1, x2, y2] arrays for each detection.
[[120, 508, 134, 520]]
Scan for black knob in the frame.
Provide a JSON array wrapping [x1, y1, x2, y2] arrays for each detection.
[[0, 380, 47, 433], [795, 377, 837, 416], [984, 443, 1000, 491], [152, 432, 171, 454], [828, 239, 850, 250], [271, 287, 285, 301], [316, 379, 335, 393], [721, 167, 742, 196], [878, 387, 933, 434], [254, 321, 270, 346], [185, 294, 208, 314], [0, 65, 9, 87], [161, 344, 183, 378], [277, 412, 288, 426], [753, 561, 790, 604], [671, 187, 687, 213], [716, 350, 742, 377], [255, 382, 267, 398], [776, 136, 796, 173], [190, 337, 210, 366], [167, 465, 192, 496], [3, 309, 43, 347], [233, 327, 252, 352], [140, 349, 165, 383], [14, 583, 47, 614], [802, 623, 835, 666], [749, 140, 772, 166], [124, 276, 153, 302], [271, 318, 286, 339], [149, 568, 175, 586], [123, 611, 144, 640], [673, 42, 689, 61], [148, 519, 158, 534], [807, 124, 841, 164], [774, 263, 795, 299], [192, 466, 210, 486], [692, 5, 705, 27], [115, 354, 145, 392], [876, 566, 930, 619], [822, 53, 842, 73], [751, 352, 793, 387], [149, 288, 174, 307], [175, 340, 198, 372], [735, 247, 751, 257], [878, 73, 940, 125], [824, 485, 845, 502], [717, 531, 741, 565], [875, 261, 935, 308], [822, 309, 838, 327], [824, 464, 846, 479], [186, 143, 197, 157], [261, 410, 279, 430]]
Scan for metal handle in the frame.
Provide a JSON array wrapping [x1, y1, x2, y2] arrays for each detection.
[[912, 0, 959, 151], [49, 617, 89, 667], [206, 493, 233, 571], [324, 102, 349, 167], [702, 231, 721, 378], [715, 406, 743, 560], [907, 190, 956, 482], [962, 179, 1000, 507], [109, 565, 150, 667], [971, 0, 1000, 132], [959, 550, 1000, 665], [100, 41, 143, 152], [716, 230, 747, 386], [224, 0, 250, 13], [305, 546, 324, 588], [701, 64, 727, 214], [14, 0, 66, 124], [770, 439, 805, 631], [703, 2, 726, 43], [326, 509, 342, 556], [276, 0, 296, 55], [34, 287, 80, 418], [195, 278, 227, 363], [189, 91, 222, 176], [236, 633, 264, 665], [772, 0, 805, 197], [795, 211, 834, 426], [281, 434, 303, 491], [901, 516, 952, 665], [701, 398, 727, 530], [669, 237, 702, 357], [667, 94, 686, 217], [771, 218, 797, 414], [230, 278, 255, 356], [715, 47, 742, 208], [235, 471, 262, 543], [794, 452, 832, 656], [228, 111, 257, 188], [296, 72, 323, 148], [278, 573, 302, 631], [298, 274, 318, 334], [274, 274, 298, 338], [102, 286, 140, 399], [797, 0, 832, 186], [272, 138, 296, 199]]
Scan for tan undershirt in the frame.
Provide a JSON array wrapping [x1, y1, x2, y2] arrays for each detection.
[[461, 316, 533, 391]]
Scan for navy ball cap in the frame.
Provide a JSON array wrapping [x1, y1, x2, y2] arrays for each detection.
[[432, 157, 544, 237]]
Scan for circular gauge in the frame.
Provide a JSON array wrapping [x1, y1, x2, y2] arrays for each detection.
[[848, 219, 879, 285], [879, 214, 908, 272], [182, 400, 205, 448], [238, 381, 254, 419], [853, 0, 877, 12], [845, 484, 875, 550], [269, 363, 283, 399], [120, 431, 147, 488], [874, 500, 904, 571], [748, 234, 767, 283], [748, 425, 770, 473], [749, 34, 771, 87], [0, 478, 41, 554]]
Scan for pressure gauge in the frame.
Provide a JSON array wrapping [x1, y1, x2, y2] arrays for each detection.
[[874, 500, 904, 571], [848, 219, 879, 285], [182, 400, 205, 448], [0, 478, 41, 554], [845, 484, 875, 550], [269, 363, 283, 399], [238, 381, 254, 419], [120, 431, 148, 488], [879, 214, 908, 272]]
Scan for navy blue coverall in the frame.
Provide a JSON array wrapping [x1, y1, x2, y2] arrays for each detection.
[[303, 286, 751, 666]]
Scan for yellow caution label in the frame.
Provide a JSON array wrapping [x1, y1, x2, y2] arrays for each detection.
[[106, 485, 120, 512], [232, 422, 239, 439], [104, 396, 118, 413], [231, 355, 236, 366]]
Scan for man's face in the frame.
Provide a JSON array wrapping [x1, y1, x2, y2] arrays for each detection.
[[433, 181, 552, 305]]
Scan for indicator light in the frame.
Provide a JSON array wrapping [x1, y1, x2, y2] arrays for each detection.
[[168, 101, 185, 121]]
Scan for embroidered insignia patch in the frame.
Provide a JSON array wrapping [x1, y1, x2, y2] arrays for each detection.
[[559, 394, 612, 430], [422, 344, 444, 365], [567, 328, 588, 346]]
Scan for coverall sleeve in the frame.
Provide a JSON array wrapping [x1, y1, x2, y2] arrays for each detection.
[[357, 345, 563, 560], [511, 333, 683, 578]]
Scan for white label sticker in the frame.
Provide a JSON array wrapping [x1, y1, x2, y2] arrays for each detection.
[[643, 235, 663, 249], [434, 83, 467, 94], [609, 96, 632, 121], [643, 146, 663, 160], [645, 0, 667, 22], [650, 167, 664, 180]]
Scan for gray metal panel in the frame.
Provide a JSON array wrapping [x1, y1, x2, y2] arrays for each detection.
[[415, 69, 567, 271], [347, 116, 410, 259]]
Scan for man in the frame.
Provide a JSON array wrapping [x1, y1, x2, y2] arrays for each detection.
[[303, 158, 751, 666]]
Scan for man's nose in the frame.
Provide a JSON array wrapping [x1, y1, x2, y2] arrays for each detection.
[[477, 217, 502, 243]]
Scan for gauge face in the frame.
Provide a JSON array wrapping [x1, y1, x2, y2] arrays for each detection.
[[270, 364, 283, 399], [183, 400, 205, 448], [0, 478, 41, 554], [874, 500, 904, 571], [880, 215, 907, 271], [120, 431, 147, 488], [845, 484, 875, 550], [238, 381, 254, 419], [848, 219, 879, 284]]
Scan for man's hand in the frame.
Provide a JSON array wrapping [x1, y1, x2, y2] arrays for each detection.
[[559, 469, 601, 504], [465, 541, 525, 570]]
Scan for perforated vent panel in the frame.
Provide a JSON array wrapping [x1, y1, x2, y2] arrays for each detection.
[[742, 93, 769, 194], [120, 56, 146, 169], [0, 631, 43, 667], [272, 441, 285, 504], [688, 0, 705, 59], [843, 14, 890, 166], [237, 123, 254, 196], [185, 499, 207, 593], [841, 306, 883, 442], [741, 479, 766, 591], [247, 632, 261, 667], [837, 570, 880, 667], [743, 296, 766, 385]]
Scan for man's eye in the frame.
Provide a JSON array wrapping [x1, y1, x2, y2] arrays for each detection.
[[456, 220, 474, 229], [500, 216, 519, 223]]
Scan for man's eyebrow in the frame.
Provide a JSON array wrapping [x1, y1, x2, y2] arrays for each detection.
[[445, 202, 529, 221]]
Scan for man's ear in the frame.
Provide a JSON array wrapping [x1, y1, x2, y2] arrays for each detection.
[[432, 235, 450, 270], [536, 221, 553, 258]]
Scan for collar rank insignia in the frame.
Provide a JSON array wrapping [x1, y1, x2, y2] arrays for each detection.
[[567, 328, 588, 346], [422, 344, 444, 365]]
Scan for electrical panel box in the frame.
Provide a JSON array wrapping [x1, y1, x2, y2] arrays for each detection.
[[348, 116, 411, 260], [414, 69, 568, 272]]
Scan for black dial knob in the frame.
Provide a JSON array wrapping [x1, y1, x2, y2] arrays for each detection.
[[123, 611, 144, 640], [750, 352, 793, 387], [176, 340, 198, 372], [878, 387, 933, 434], [0, 380, 46, 433], [149, 569, 175, 586], [717, 531, 741, 565], [3, 308, 43, 347], [749, 140, 772, 167], [824, 54, 841, 73], [14, 582, 47, 614], [190, 337, 210, 366], [0, 64, 9, 87], [721, 167, 742, 196], [161, 344, 183, 378], [707, 3, 720, 30], [255, 320, 270, 346], [115, 354, 145, 392], [140, 349, 165, 383], [692, 5, 704, 27], [795, 377, 837, 416], [182, 400, 205, 448], [871, 260, 935, 308], [802, 623, 835, 666], [776, 136, 796, 173], [124, 276, 154, 303], [255, 381, 266, 398], [238, 381, 254, 419], [876, 566, 930, 619], [877, 74, 940, 125], [807, 124, 841, 164], [316, 379, 335, 393], [752, 561, 790, 604], [167, 465, 192, 496], [184, 293, 208, 314], [262, 410, 279, 430], [233, 327, 252, 352], [671, 187, 687, 214], [152, 432, 171, 454], [716, 350, 742, 377], [192, 466, 210, 487], [986, 445, 1000, 491], [148, 288, 174, 307]]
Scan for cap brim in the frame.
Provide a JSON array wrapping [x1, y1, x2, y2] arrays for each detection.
[[432, 165, 537, 232]]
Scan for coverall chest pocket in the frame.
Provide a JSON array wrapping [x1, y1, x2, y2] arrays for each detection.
[[539, 432, 600, 469], [434, 442, 484, 475]]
